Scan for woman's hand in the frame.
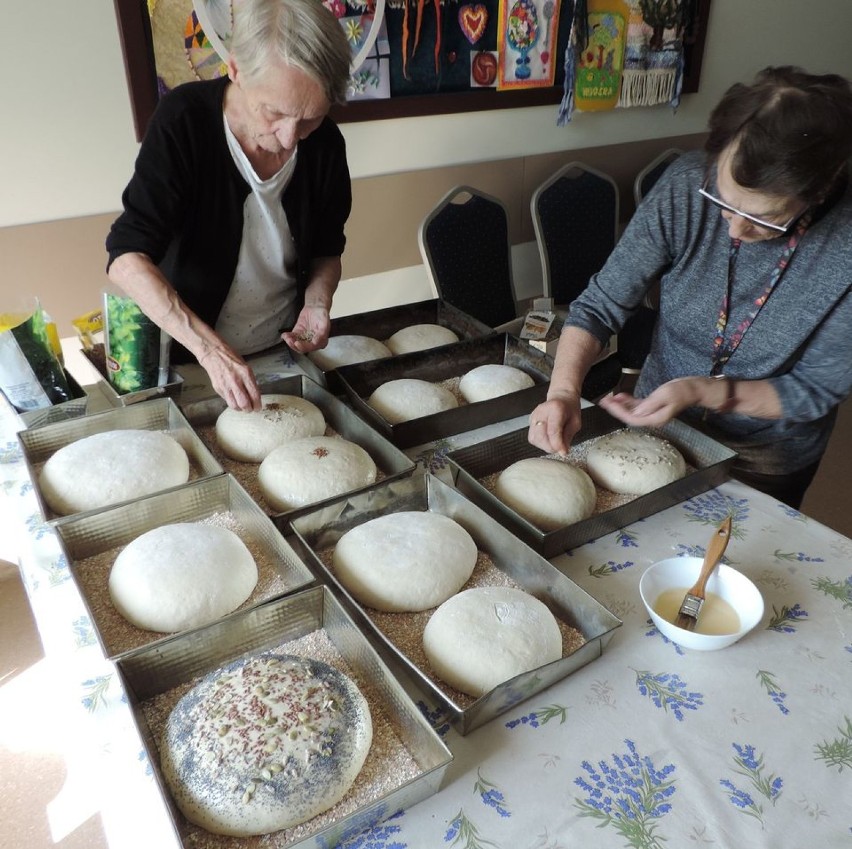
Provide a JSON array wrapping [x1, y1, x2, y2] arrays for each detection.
[[198, 345, 261, 411], [527, 390, 583, 456], [598, 376, 704, 427], [281, 304, 331, 353]]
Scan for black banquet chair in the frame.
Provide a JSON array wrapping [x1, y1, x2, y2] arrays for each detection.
[[418, 185, 521, 330], [633, 147, 683, 206]]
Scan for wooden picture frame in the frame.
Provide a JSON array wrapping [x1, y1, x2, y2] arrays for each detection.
[[113, 0, 711, 140]]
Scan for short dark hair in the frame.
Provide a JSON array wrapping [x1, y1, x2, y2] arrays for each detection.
[[705, 66, 852, 202]]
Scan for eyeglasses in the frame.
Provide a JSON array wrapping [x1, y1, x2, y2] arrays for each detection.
[[698, 176, 804, 234]]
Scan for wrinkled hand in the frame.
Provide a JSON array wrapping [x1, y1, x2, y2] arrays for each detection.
[[198, 346, 261, 411], [527, 391, 583, 456], [281, 305, 331, 353], [598, 377, 700, 427]]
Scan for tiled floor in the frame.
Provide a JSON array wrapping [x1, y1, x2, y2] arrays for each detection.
[[1, 398, 849, 849]]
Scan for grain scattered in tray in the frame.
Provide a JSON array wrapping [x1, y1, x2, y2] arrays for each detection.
[[141, 628, 421, 849]]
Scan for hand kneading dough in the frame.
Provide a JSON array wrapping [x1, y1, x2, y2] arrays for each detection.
[[39, 429, 190, 516], [385, 323, 459, 355], [307, 335, 392, 370], [161, 653, 372, 836], [333, 511, 477, 612], [367, 378, 458, 423], [109, 523, 257, 632], [495, 458, 596, 531], [423, 587, 563, 697], [459, 364, 535, 403], [216, 394, 325, 462], [258, 436, 377, 512], [585, 429, 686, 495]]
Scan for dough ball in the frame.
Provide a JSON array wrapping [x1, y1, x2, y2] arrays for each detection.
[[307, 335, 392, 370], [258, 436, 377, 512], [385, 324, 459, 355], [459, 364, 535, 403], [215, 394, 325, 463], [585, 429, 686, 495], [367, 378, 458, 424], [161, 653, 372, 836], [494, 458, 597, 531], [423, 587, 563, 697], [39, 429, 190, 516], [108, 523, 257, 632], [333, 511, 477, 612]]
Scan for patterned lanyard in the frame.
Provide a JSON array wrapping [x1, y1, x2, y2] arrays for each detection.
[[710, 211, 812, 376]]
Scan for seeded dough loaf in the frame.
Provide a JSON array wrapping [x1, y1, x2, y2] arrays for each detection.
[[109, 523, 257, 632], [39, 429, 190, 516], [423, 586, 563, 697], [308, 335, 392, 370], [459, 364, 535, 403], [160, 653, 372, 836], [367, 378, 458, 423], [215, 394, 325, 463], [333, 511, 477, 612], [494, 457, 597, 531], [385, 323, 459, 355], [585, 429, 686, 495]]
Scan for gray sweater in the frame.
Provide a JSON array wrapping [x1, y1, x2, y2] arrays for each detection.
[[565, 151, 852, 475]]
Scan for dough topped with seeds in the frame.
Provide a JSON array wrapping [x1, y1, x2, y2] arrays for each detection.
[[585, 429, 686, 495], [215, 394, 325, 463], [160, 652, 372, 836]]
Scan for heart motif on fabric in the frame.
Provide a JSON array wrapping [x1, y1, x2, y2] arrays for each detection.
[[459, 4, 488, 45]]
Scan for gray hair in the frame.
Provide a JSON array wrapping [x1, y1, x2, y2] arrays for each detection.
[[230, 0, 351, 105]]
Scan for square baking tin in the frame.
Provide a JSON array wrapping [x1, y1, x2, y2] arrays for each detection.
[[293, 298, 494, 392], [115, 585, 453, 849], [446, 403, 738, 559], [334, 333, 552, 449], [53, 473, 316, 659], [180, 374, 417, 525], [18, 396, 223, 525], [288, 474, 622, 735], [0, 368, 88, 431]]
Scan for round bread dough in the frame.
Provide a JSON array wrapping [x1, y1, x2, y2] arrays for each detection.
[[385, 323, 459, 355], [459, 364, 535, 403], [367, 378, 458, 424], [494, 458, 597, 531], [160, 652, 372, 836], [307, 335, 392, 370], [333, 511, 477, 612], [109, 523, 258, 632], [423, 586, 563, 698], [216, 394, 325, 463], [585, 429, 686, 495], [258, 436, 377, 512], [39, 429, 190, 516]]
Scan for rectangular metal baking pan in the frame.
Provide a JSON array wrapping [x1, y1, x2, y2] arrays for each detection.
[[293, 298, 494, 392], [180, 374, 417, 526], [115, 585, 453, 849], [80, 344, 184, 406], [18, 396, 224, 525], [334, 333, 552, 449], [446, 403, 738, 559], [53, 473, 316, 660], [0, 369, 88, 431], [288, 474, 622, 735]]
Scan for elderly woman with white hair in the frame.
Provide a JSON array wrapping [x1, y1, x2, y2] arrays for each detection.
[[106, 0, 352, 411]]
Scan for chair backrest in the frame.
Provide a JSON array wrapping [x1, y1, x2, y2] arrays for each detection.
[[418, 186, 518, 329], [633, 147, 683, 207], [531, 162, 619, 307]]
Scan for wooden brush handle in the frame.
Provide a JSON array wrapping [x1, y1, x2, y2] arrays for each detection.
[[690, 515, 733, 596]]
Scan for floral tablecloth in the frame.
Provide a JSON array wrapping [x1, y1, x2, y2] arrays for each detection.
[[2, 350, 851, 849]]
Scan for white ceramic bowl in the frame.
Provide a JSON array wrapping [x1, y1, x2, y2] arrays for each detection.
[[639, 556, 764, 651]]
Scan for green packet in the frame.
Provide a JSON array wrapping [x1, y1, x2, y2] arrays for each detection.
[[103, 290, 171, 395], [0, 302, 74, 412]]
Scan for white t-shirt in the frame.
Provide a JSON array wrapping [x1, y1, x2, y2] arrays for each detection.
[[216, 115, 299, 355]]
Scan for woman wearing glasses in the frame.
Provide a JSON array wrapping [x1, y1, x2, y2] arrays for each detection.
[[529, 66, 852, 508]]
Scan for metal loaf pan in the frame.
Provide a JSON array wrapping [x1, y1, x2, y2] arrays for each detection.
[[288, 474, 622, 735], [53, 473, 315, 660], [446, 404, 738, 559], [180, 374, 417, 527], [18, 396, 223, 525], [115, 585, 453, 849], [334, 333, 552, 449], [0, 369, 88, 431], [294, 298, 494, 392], [80, 344, 184, 406]]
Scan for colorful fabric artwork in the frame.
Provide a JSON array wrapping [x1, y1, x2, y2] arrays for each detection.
[[497, 0, 560, 89]]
